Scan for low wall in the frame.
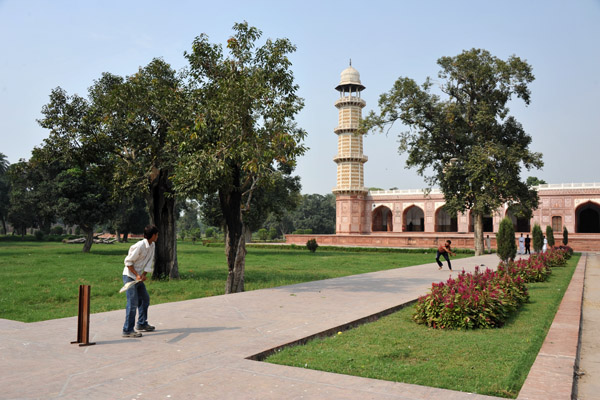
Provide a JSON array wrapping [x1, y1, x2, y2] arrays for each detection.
[[285, 233, 600, 252]]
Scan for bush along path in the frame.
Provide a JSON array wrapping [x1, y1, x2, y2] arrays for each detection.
[[413, 246, 573, 330]]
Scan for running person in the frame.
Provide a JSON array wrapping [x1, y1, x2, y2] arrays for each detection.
[[436, 240, 455, 270]]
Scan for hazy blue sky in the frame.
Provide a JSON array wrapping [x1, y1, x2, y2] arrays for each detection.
[[1, 0, 599, 194]]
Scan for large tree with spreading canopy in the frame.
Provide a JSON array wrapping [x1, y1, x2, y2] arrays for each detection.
[[363, 48, 543, 255], [174, 22, 307, 293]]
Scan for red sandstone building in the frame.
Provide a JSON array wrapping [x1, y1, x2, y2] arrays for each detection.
[[286, 65, 600, 251]]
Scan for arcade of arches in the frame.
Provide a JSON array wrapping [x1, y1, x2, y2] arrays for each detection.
[[289, 184, 600, 252]]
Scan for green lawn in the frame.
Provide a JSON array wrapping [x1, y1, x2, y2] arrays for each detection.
[[266, 254, 579, 398], [0, 241, 467, 322]]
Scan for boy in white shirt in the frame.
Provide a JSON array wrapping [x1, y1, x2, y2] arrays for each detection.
[[122, 225, 158, 337]]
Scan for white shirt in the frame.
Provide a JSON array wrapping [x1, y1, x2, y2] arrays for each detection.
[[122, 238, 155, 279]]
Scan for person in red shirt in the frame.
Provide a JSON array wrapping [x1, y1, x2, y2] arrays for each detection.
[[436, 240, 455, 270]]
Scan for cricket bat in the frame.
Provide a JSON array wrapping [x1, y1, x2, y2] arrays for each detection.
[[119, 279, 141, 293]]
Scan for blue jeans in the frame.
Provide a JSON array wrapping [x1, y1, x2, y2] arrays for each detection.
[[122, 275, 150, 333], [436, 251, 452, 270]]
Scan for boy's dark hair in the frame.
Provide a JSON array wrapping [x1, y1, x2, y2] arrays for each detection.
[[144, 225, 159, 239], [446, 240, 452, 245]]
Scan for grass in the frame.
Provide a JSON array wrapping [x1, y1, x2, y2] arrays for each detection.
[[265, 254, 579, 398], [0, 241, 470, 322]]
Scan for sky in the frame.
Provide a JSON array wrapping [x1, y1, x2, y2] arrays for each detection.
[[1, 0, 599, 195]]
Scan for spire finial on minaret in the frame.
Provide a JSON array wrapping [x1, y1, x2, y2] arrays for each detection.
[[349, 58, 352, 66]]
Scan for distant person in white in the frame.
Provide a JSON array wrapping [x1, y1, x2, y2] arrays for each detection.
[[518, 233, 525, 255], [121, 225, 158, 338], [542, 235, 548, 253]]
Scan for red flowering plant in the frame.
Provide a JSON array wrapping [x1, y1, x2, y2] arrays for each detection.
[[531, 247, 567, 268], [555, 245, 573, 259], [413, 267, 528, 330], [497, 257, 551, 283]]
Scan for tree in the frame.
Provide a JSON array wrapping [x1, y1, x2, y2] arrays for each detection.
[[526, 176, 547, 187], [0, 153, 10, 234], [532, 223, 543, 253], [89, 59, 187, 278], [112, 195, 149, 242], [174, 22, 307, 293], [37, 86, 115, 251], [178, 200, 201, 237], [363, 49, 543, 255], [54, 167, 114, 251], [496, 217, 516, 263], [6, 162, 38, 235], [546, 225, 555, 247], [563, 226, 569, 246], [290, 194, 336, 234]]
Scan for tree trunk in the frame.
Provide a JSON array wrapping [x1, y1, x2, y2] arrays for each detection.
[[115, 229, 122, 243], [220, 170, 246, 294], [123, 232, 129, 242], [149, 168, 179, 279], [473, 212, 484, 256], [82, 227, 94, 253]]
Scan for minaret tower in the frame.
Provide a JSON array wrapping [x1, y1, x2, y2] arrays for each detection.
[[333, 62, 368, 234]]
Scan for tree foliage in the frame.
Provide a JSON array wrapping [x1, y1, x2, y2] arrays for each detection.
[[562, 226, 569, 246], [546, 225, 555, 247], [363, 48, 543, 255], [173, 22, 306, 293], [532, 223, 543, 253], [90, 59, 187, 278], [0, 153, 10, 234], [496, 217, 516, 263]]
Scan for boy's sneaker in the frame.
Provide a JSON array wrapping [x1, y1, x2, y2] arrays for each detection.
[[135, 323, 155, 332], [122, 331, 142, 338]]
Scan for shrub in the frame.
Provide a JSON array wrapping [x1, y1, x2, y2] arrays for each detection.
[[257, 228, 268, 241], [497, 258, 550, 283], [306, 238, 318, 253], [267, 228, 278, 240], [556, 245, 573, 259], [34, 230, 44, 241], [546, 225, 555, 247], [496, 217, 516, 263], [532, 247, 568, 268], [532, 223, 543, 253], [563, 226, 569, 246], [205, 227, 214, 238], [50, 226, 64, 235], [413, 267, 528, 330]]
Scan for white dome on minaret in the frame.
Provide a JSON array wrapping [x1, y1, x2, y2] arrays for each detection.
[[335, 62, 365, 91]]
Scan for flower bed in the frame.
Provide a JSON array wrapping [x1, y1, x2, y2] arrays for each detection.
[[413, 248, 570, 330]]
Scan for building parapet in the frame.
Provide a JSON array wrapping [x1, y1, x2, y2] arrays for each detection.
[[369, 183, 600, 197], [535, 182, 600, 190]]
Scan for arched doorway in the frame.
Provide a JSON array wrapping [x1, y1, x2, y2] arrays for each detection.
[[506, 205, 531, 233], [576, 202, 600, 233], [403, 205, 424, 232], [372, 206, 393, 232], [469, 211, 493, 233], [435, 207, 457, 232]]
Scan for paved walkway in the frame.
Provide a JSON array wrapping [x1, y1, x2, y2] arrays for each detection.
[[0, 252, 592, 399], [575, 253, 600, 399]]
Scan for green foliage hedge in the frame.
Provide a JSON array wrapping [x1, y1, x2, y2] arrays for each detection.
[[0, 234, 80, 242], [413, 247, 570, 330]]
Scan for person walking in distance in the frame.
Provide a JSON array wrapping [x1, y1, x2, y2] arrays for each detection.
[[436, 240, 455, 271], [524, 234, 531, 255], [122, 225, 159, 338]]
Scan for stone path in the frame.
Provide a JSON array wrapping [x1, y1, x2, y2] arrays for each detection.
[[575, 253, 600, 399], [0, 252, 592, 399]]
